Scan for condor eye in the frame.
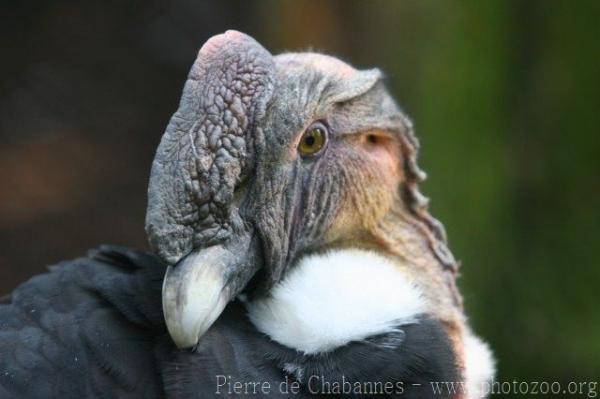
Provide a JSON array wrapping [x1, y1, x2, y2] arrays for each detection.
[[298, 122, 327, 156]]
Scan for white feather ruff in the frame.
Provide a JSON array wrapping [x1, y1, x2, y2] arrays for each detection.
[[464, 331, 496, 398], [245, 249, 425, 354]]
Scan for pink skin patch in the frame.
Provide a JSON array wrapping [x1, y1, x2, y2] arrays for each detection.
[[277, 52, 358, 80], [305, 54, 357, 79], [360, 132, 402, 186], [198, 30, 246, 58]]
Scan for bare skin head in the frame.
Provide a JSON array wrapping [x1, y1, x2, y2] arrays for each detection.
[[146, 31, 460, 349]]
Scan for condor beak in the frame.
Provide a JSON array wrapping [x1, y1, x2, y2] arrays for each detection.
[[162, 233, 261, 348]]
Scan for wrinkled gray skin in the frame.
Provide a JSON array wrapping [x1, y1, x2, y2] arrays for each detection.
[[146, 31, 456, 348]]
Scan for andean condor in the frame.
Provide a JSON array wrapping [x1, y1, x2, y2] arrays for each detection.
[[0, 31, 494, 398]]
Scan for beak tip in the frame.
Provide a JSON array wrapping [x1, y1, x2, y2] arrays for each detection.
[[162, 259, 231, 349]]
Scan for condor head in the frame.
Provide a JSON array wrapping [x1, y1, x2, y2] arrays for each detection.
[[146, 31, 458, 349]]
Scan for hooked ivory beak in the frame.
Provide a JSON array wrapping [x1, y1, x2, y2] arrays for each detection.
[[162, 234, 260, 348]]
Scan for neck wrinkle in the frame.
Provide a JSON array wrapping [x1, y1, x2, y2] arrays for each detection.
[[373, 202, 464, 310]]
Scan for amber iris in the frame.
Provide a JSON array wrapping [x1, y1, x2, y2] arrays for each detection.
[[298, 124, 327, 156]]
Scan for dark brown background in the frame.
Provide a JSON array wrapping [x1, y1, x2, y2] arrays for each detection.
[[1, 0, 598, 389]]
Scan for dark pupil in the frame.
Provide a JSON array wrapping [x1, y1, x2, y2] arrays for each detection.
[[304, 134, 316, 147]]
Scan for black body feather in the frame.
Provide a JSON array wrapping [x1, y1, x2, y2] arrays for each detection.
[[0, 247, 457, 398]]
